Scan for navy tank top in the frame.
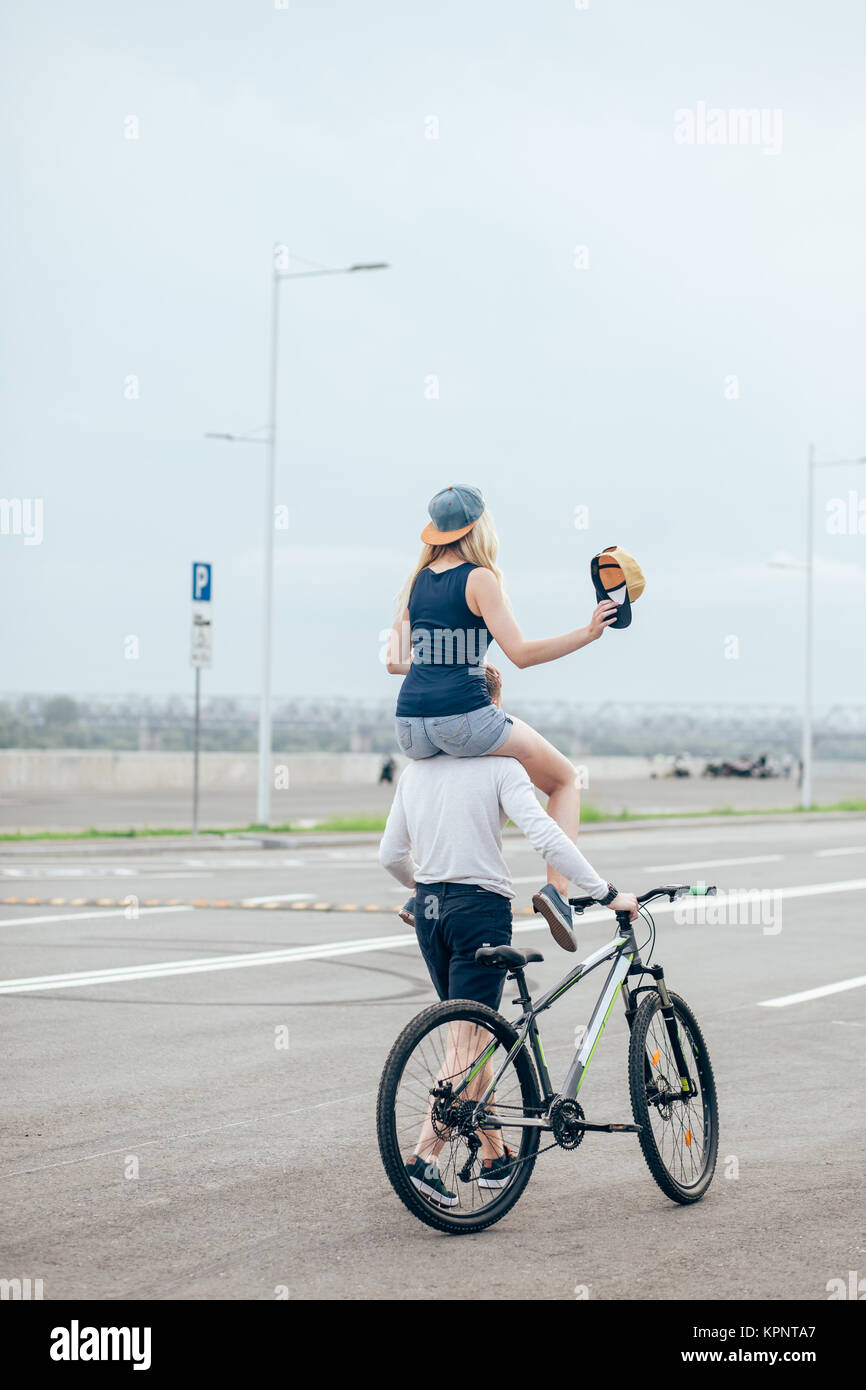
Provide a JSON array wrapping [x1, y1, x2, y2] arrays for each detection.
[[395, 562, 493, 717]]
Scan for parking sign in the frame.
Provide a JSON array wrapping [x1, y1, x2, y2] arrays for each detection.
[[192, 562, 212, 602], [191, 562, 213, 668]]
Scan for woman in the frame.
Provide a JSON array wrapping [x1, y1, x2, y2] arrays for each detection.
[[386, 484, 617, 947]]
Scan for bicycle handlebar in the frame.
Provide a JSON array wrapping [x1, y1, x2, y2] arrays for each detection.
[[568, 883, 718, 915]]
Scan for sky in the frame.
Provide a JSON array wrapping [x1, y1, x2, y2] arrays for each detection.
[[2, 0, 865, 707]]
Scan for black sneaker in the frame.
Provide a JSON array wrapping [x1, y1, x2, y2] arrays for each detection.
[[478, 1144, 519, 1190], [397, 896, 415, 927], [405, 1155, 458, 1206]]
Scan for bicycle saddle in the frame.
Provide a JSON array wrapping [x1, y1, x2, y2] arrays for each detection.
[[475, 945, 544, 970]]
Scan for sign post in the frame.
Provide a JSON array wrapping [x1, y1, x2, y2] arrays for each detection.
[[191, 563, 213, 838]]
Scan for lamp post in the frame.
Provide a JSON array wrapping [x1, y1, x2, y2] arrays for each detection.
[[802, 442, 816, 810], [798, 446, 866, 809], [207, 254, 389, 826]]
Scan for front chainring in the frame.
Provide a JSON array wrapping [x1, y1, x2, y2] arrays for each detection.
[[549, 1097, 586, 1150]]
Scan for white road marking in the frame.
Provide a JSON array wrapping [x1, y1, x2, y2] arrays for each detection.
[[0, 856, 303, 873], [322, 848, 382, 862], [0, 869, 210, 882], [641, 855, 784, 872], [241, 892, 315, 904], [723, 878, 866, 903], [1, 877, 863, 995], [759, 976, 866, 1008], [146, 872, 213, 879], [178, 856, 305, 869], [0, 933, 419, 993], [815, 846, 866, 857], [0, 906, 193, 928]]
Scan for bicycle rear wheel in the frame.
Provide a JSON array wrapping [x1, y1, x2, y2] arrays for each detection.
[[628, 990, 719, 1204], [377, 999, 542, 1234]]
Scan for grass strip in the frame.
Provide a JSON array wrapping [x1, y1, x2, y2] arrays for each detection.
[[2, 799, 865, 842]]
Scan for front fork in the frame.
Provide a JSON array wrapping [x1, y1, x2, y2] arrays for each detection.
[[622, 963, 697, 1099]]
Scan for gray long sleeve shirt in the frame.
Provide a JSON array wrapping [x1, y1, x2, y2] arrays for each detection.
[[378, 755, 609, 901]]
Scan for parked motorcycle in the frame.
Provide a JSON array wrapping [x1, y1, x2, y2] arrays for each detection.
[[702, 753, 783, 779]]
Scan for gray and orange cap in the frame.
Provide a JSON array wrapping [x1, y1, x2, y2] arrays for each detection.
[[421, 484, 485, 544], [591, 545, 646, 629]]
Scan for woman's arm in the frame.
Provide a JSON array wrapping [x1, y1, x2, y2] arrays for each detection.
[[385, 607, 413, 675], [468, 568, 617, 670]]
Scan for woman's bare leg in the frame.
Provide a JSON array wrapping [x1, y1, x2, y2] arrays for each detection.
[[487, 717, 579, 895]]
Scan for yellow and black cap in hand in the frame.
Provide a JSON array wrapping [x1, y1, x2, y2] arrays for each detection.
[[591, 545, 646, 630]]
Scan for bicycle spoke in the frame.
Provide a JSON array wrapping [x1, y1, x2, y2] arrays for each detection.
[[641, 1004, 713, 1190], [390, 1015, 534, 1218]]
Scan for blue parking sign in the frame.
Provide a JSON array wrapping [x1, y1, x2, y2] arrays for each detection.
[[192, 562, 212, 602]]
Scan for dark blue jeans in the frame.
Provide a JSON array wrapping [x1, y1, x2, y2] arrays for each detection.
[[413, 881, 512, 1010]]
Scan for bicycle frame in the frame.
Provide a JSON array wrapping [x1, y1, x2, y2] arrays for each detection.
[[452, 916, 698, 1130]]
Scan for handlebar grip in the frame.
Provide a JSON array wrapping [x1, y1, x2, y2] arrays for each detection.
[[568, 894, 600, 915]]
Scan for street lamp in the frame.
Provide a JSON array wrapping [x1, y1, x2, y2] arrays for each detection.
[[207, 252, 389, 826], [797, 446, 866, 809]]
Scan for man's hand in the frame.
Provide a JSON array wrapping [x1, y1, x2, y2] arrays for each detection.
[[586, 599, 619, 641], [608, 891, 639, 922]]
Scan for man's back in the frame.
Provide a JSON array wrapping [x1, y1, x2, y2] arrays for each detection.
[[388, 755, 515, 897], [379, 755, 606, 901]]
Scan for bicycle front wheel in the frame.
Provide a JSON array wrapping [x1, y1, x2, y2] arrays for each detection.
[[377, 999, 542, 1234], [628, 990, 719, 1204]]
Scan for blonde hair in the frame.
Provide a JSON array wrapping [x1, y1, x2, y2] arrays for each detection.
[[395, 509, 508, 616]]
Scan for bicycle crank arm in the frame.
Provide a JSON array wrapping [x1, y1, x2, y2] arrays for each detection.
[[573, 1121, 642, 1134], [472, 1116, 643, 1133], [473, 1115, 551, 1129]]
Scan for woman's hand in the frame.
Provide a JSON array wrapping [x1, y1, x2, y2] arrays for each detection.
[[468, 568, 620, 669], [586, 599, 619, 641]]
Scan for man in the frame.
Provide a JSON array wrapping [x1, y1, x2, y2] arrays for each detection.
[[378, 665, 637, 1203]]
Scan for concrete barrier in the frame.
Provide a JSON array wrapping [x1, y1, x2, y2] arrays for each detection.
[[0, 751, 385, 792], [0, 750, 861, 793], [0, 750, 655, 791]]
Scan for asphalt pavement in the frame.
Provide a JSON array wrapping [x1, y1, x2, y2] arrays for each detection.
[[2, 813, 865, 1300]]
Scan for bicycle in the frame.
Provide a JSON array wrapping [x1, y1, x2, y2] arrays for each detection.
[[377, 884, 719, 1234]]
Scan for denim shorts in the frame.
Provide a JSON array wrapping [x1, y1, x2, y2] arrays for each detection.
[[395, 704, 513, 760]]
